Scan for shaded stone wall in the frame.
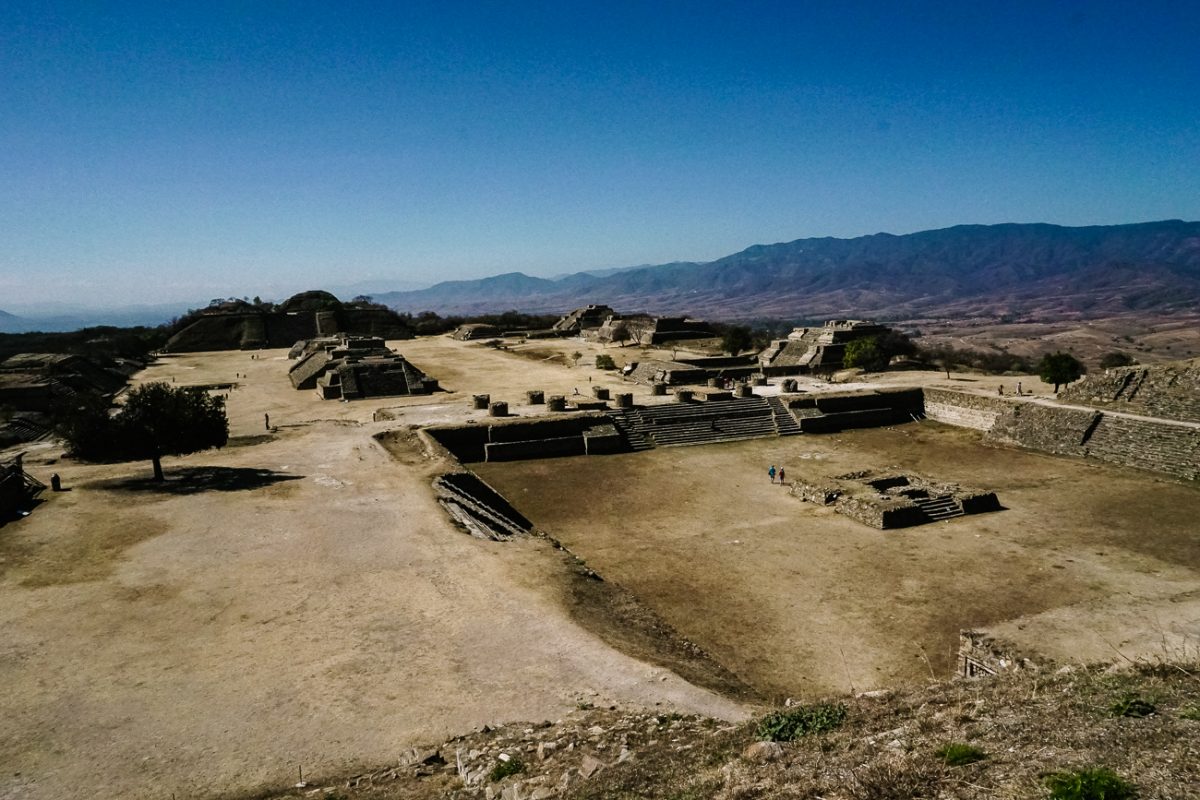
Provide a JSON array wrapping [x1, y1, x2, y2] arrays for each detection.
[[922, 387, 1017, 430], [924, 388, 1200, 481]]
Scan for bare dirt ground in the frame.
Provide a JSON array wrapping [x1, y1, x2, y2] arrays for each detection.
[[475, 423, 1200, 700], [2, 333, 1197, 800], [0, 338, 744, 800]]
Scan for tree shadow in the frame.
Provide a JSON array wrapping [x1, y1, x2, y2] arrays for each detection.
[[91, 466, 304, 495]]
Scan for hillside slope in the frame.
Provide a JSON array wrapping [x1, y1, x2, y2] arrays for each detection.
[[376, 220, 1200, 320], [252, 663, 1200, 799]]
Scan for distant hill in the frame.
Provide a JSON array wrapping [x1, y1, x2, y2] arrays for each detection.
[[374, 221, 1200, 321], [0, 309, 32, 333]]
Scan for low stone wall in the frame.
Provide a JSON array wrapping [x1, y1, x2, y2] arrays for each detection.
[[925, 387, 1200, 481], [485, 436, 585, 461], [984, 403, 1099, 457], [1083, 414, 1200, 480], [922, 387, 1016, 431]]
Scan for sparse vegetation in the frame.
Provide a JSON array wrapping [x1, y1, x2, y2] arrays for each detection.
[[756, 701, 847, 741], [595, 353, 617, 370], [1109, 694, 1156, 718], [1099, 351, 1137, 369], [1044, 767, 1136, 800], [488, 755, 524, 782], [935, 741, 987, 766]]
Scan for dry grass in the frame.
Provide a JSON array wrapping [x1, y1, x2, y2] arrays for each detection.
[[248, 662, 1200, 799]]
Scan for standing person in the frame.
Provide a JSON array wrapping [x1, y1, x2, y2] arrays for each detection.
[[768, 465, 776, 483], [1017, 381, 1023, 395], [778, 467, 786, 485], [264, 413, 270, 431]]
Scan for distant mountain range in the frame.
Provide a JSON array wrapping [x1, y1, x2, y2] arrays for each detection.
[[374, 221, 1200, 321]]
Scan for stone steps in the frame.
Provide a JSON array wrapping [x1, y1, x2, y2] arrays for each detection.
[[915, 496, 964, 521], [768, 396, 803, 436]]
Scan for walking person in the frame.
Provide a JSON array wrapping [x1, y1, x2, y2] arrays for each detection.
[[778, 467, 785, 485], [768, 465, 776, 483]]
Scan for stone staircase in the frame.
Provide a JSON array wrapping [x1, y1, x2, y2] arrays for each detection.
[[433, 472, 533, 541], [914, 495, 964, 522], [612, 397, 781, 448], [768, 396, 803, 436], [608, 412, 653, 451]]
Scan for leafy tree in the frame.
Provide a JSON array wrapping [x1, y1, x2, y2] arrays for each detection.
[[721, 325, 754, 356], [1038, 351, 1085, 392], [610, 322, 631, 348], [57, 382, 228, 481], [595, 354, 616, 370], [1099, 351, 1136, 369], [843, 337, 888, 371], [570, 350, 583, 367]]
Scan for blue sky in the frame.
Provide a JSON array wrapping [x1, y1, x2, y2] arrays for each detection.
[[1, 1, 1198, 307]]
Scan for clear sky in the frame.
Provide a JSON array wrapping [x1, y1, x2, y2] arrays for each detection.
[[1, 1, 1198, 307]]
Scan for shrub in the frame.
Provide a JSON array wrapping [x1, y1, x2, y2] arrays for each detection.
[[1044, 767, 1135, 800], [488, 756, 524, 782], [756, 702, 847, 741], [935, 742, 986, 766], [595, 354, 617, 370], [1099, 351, 1136, 369], [1109, 694, 1156, 718], [1179, 703, 1200, 721]]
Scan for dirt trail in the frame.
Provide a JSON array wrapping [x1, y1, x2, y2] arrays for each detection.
[[0, 342, 746, 800]]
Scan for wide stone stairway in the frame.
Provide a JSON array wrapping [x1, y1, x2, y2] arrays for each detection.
[[612, 396, 802, 448]]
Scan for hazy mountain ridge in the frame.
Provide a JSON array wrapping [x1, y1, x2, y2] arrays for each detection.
[[374, 220, 1200, 320]]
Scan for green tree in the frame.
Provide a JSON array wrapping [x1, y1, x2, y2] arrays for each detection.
[[57, 382, 228, 481], [843, 336, 888, 371], [1038, 351, 1085, 392], [1099, 351, 1136, 369], [595, 354, 616, 370], [721, 325, 754, 356]]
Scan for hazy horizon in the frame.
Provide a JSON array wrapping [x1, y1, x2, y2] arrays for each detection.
[[3, 1, 1199, 306]]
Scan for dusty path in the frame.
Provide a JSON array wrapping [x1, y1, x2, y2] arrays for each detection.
[[0, 341, 745, 800]]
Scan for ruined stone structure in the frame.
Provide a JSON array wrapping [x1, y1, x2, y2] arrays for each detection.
[[1059, 360, 1200, 424], [0, 455, 44, 524], [0, 353, 137, 447], [431, 471, 534, 541], [609, 395, 801, 449], [424, 415, 626, 463], [758, 319, 889, 373], [552, 304, 614, 334], [792, 469, 1001, 529], [623, 355, 761, 387], [923, 387, 1200, 481], [958, 631, 1041, 678], [288, 335, 437, 400], [587, 313, 714, 346], [451, 323, 501, 341], [163, 292, 413, 352], [784, 388, 924, 432]]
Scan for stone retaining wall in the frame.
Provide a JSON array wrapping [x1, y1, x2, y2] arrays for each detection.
[[922, 387, 1017, 430], [924, 387, 1200, 481]]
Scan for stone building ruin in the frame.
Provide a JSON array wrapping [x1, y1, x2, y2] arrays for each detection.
[[451, 323, 502, 341], [0, 454, 44, 525], [759, 319, 888, 373], [792, 469, 1002, 529], [287, 335, 437, 400], [552, 304, 614, 334], [163, 290, 413, 352]]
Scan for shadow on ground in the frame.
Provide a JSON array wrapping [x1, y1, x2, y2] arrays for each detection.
[[90, 466, 304, 495]]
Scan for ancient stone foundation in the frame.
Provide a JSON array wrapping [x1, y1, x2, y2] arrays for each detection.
[[472, 394, 490, 410], [526, 390, 545, 404], [791, 470, 1001, 529]]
